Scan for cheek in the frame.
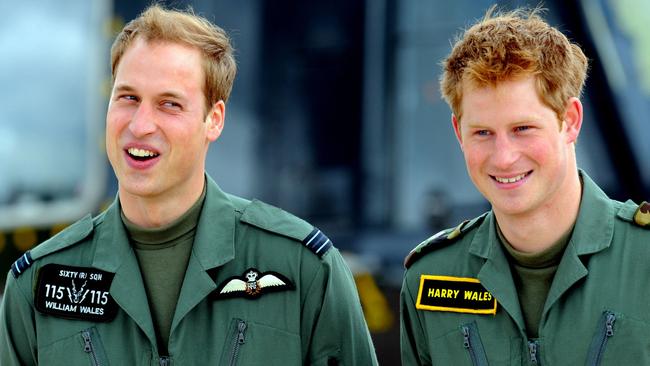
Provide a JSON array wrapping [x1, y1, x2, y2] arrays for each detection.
[[526, 139, 556, 165], [462, 145, 487, 170], [106, 110, 128, 137], [166, 126, 204, 152]]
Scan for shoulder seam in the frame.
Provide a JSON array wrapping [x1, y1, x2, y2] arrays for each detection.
[[239, 199, 332, 257], [404, 213, 487, 268]]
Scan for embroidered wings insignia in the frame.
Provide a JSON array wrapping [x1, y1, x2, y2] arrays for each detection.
[[214, 268, 294, 300]]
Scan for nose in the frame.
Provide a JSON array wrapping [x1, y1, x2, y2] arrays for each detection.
[[490, 134, 519, 169], [128, 103, 157, 137]]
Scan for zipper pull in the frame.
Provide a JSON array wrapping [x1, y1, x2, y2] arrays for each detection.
[[462, 326, 470, 349], [237, 321, 247, 344], [82, 331, 93, 353], [605, 313, 616, 337], [159, 356, 170, 366], [528, 341, 538, 364]]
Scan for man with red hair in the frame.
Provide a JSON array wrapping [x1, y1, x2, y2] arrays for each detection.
[[401, 7, 650, 365]]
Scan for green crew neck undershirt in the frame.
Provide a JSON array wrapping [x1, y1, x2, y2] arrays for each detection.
[[121, 184, 206, 356], [497, 221, 573, 339]]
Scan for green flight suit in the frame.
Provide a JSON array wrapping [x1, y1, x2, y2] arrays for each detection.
[[0, 175, 377, 365], [401, 171, 650, 365]]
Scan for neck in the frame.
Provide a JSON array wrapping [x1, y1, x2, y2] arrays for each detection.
[[119, 176, 205, 228], [495, 169, 582, 253]]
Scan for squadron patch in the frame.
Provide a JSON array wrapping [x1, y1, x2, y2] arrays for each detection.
[[213, 268, 294, 300], [634, 201, 650, 228], [35, 264, 118, 322], [416, 275, 497, 315]]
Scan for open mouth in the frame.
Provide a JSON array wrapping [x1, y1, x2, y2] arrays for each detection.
[[491, 170, 532, 184], [127, 147, 160, 161]]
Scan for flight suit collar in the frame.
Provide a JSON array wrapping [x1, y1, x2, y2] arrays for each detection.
[[467, 170, 614, 259], [91, 195, 157, 347], [91, 174, 236, 272], [170, 175, 237, 337], [468, 212, 527, 332], [540, 171, 615, 318], [569, 170, 615, 255], [193, 174, 236, 269], [92, 198, 132, 272]]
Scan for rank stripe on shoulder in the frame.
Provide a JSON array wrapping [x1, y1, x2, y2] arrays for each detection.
[[303, 228, 333, 257], [11, 251, 33, 278]]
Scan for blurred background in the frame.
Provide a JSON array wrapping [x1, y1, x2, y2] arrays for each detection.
[[0, 0, 648, 363]]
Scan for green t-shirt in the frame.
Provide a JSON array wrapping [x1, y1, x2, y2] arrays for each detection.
[[121, 186, 206, 355], [497, 222, 573, 338]]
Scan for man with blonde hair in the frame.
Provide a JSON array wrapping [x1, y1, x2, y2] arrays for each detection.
[[1, 5, 377, 365], [401, 7, 650, 365]]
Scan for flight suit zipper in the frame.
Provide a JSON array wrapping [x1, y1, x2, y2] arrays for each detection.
[[586, 311, 616, 366], [528, 340, 539, 365], [229, 320, 248, 366], [461, 323, 488, 366], [82, 330, 101, 366]]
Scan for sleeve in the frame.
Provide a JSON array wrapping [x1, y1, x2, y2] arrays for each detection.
[[301, 248, 379, 365], [400, 273, 431, 366], [0, 272, 38, 366]]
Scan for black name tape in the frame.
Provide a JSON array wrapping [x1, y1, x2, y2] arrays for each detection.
[[35, 264, 118, 322], [416, 275, 497, 314]]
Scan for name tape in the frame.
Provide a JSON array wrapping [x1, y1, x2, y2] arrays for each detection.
[[416, 275, 497, 314]]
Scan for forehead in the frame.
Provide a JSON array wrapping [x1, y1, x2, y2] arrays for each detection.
[[459, 76, 552, 122], [461, 76, 540, 104], [114, 37, 205, 87]]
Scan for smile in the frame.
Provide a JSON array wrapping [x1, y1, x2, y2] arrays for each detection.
[[492, 171, 531, 184], [127, 147, 159, 161]]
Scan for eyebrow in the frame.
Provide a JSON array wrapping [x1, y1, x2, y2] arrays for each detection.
[[112, 84, 186, 100], [112, 84, 135, 93]]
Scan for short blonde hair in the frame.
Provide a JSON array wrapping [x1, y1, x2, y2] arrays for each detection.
[[111, 4, 237, 108], [440, 7, 588, 121]]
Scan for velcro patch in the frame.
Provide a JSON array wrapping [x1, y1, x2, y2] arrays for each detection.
[[416, 275, 497, 314], [35, 264, 118, 322]]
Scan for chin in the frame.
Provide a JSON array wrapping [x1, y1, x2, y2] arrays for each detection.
[[495, 203, 538, 218], [118, 178, 159, 198]]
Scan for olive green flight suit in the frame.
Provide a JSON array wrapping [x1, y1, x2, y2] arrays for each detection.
[[0, 175, 378, 365], [401, 172, 650, 365]]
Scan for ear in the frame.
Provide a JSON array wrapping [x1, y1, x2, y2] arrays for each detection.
[[562, 97, 583, 144], [452, 114, 464, 149], [205, 100, 225, 142]]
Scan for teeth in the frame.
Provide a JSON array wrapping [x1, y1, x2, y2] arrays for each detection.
[[495, 173, 527, 184], [128, 147, 158, 157]]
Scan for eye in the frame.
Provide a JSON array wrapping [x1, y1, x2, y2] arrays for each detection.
[[475, 130, 491, 136], [514, 125, 531, 132], [117, 94, 138, 102], [161, 101, 182, 110]]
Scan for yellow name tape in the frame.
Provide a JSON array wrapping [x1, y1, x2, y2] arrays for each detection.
[[416, 275, 497, 314]]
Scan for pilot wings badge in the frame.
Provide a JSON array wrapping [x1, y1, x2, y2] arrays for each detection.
[[213, 268, 294, 300]]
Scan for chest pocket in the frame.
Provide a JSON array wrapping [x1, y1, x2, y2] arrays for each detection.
[[218, 318, 301, 366], [38, 327, 109, 366], [585, 310, 650, 365], [428, 320, 515, 365]]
